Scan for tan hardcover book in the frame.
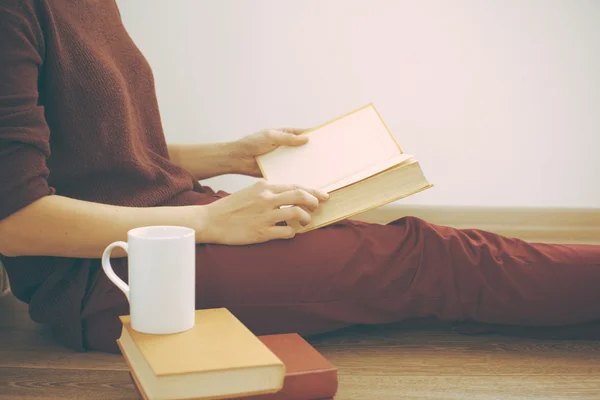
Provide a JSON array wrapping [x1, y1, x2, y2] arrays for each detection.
[[256, 104, 433, 232], [129, 374, 334, 400], [117, 308, 285, 400]]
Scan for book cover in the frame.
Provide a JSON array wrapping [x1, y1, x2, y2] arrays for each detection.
[[228, 334, 338, 400]]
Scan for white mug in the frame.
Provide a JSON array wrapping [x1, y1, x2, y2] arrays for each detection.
[[101, 226, 196, 334]]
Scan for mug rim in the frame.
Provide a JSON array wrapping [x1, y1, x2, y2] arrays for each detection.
[[128, 225, 195, 240]]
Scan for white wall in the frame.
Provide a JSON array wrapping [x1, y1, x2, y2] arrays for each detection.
[[116, 0, 600, 208]]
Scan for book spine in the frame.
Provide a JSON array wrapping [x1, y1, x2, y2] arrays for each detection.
[[129, 371, 337, 400]]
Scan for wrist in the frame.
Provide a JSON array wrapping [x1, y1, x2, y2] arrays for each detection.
[[183, 204, 214, 244], [213, 141, 242, 176], [227, 140, 255, 176]]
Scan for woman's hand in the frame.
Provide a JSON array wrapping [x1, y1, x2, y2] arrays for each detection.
[[232, 128, 309, 177], [200, 180, 328, 245]]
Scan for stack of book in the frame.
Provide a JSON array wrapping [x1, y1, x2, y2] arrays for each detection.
[[118, 308, 338, 400]]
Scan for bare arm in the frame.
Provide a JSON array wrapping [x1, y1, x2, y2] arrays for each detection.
[[0, 182, 328, 259], [167, 128, 310, 180], [167, 142, 249, 180], [0, 195, 206, 259]]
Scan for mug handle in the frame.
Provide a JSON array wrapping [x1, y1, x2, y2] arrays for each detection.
[[101, 241, 130, 301]]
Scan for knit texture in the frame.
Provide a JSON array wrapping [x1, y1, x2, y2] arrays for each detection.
[[0, 0, 211, 350]]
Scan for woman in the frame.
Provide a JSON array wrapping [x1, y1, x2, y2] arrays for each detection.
[[1, 1, 599, 354]]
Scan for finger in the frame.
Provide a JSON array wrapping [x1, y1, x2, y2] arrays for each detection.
[[279, 127, 306, 135], [267, 184, 328, 204], [267, 183, 329, 201], [269, 129, 308, 146], [271, 206, 312, 226], [273, 189, 319, 212], [265, 225, 296, 241]]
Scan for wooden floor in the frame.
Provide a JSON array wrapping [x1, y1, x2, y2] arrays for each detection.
[[1, 294, 600, 400]]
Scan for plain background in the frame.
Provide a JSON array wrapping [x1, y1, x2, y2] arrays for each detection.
[[116, 0, 600, 208]]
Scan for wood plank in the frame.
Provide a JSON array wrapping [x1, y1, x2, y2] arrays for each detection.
[[354, 204, 600, 245], [308, 329, 600, 378], [3, 364, 600, 400], [0, 350, 127, 371], [0, 367, 137, 400], [321, 346, 600, 376], [335, 375, 600, 400]]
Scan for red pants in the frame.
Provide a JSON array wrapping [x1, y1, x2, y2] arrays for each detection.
[[82, 216, 600, 354]]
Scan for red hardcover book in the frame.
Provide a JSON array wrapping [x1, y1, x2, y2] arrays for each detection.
[[229, 333, 337, 400]]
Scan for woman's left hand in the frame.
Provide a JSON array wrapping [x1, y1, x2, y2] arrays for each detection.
[[232, 128, 309, 177]]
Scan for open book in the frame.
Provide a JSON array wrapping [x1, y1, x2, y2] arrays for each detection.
[[256, 103, 433, 232]]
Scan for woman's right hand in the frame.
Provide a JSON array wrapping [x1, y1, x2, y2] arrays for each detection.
[[200, 181, 329, 245]]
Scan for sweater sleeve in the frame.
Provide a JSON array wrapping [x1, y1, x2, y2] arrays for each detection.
[[0, 2, 54, 221]]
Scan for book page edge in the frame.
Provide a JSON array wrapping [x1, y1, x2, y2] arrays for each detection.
[[297, 183, 434, 233]]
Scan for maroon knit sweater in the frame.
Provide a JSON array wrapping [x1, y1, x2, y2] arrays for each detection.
[[0, 0, 212, 350]]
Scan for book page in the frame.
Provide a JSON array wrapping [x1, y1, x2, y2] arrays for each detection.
[[257, 104, 402, 190]]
